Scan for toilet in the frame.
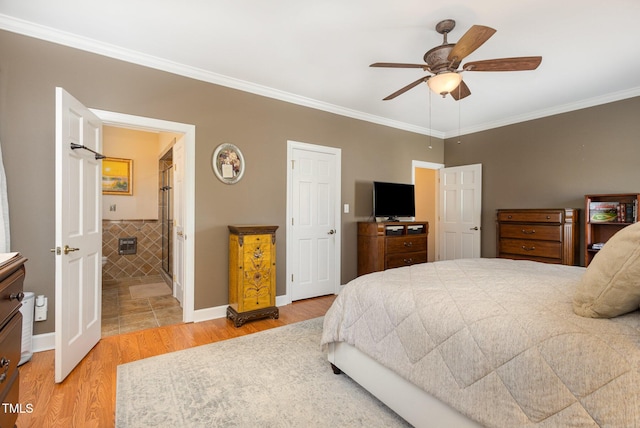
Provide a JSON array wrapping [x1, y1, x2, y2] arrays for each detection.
[[102, 256, 108, 267]]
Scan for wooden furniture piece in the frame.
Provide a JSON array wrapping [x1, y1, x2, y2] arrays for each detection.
[[227, 225, 279, 327], [357, 221, 428, 276], [584, 193, 639, 266], [496, 209, 579, 265], [0, 254, 27, 428]]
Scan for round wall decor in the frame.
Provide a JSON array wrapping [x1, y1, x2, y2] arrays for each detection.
[[212, 143, 245, 184]]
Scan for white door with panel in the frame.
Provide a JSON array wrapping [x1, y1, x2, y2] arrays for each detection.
[[172, 137, 185, 306], [288, 142, 341, 301], [54, 88, 103, 382], [439, 164, 482, 260]]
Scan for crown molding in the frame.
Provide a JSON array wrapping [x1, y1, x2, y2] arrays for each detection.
[[0, 14, 444, 138], [2, 14, 636, 141], [446, 86, 640, 139]]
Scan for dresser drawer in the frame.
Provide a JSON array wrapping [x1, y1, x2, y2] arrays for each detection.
[[499, 239, 562, 259], [0, 369, 19, 428], [386, 235, 427, 254], [0, 267, 25, 327], [386, 251, 427, 269], [499, 224, 562, 241], [497, 211, 563, 224], [0, 312, 22, 397]]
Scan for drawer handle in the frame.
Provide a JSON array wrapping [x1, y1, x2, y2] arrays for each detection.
[[403, 258, 413, 264], [522, 246, 536, 251], [521, 229, 536, 234], [9, 291, 24, 302], [0, 357, 9, 384], [403, 242, 413, 247]]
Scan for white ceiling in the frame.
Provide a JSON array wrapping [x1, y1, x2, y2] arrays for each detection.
[[1, 0, 640, 138]]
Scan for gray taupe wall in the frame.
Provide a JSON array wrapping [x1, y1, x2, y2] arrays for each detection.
[[3, 29, 638, 335], [0, 30, 443, 334], [444, 96, 640, 263]]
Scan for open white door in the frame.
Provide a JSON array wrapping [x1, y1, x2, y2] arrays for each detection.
[[287, 141, 341, 301], [439, 164, 482, 260], [172, 137, 185, 305], [54, 88, 103, 382]]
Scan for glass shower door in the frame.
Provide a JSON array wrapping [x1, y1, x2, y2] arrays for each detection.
[[161, 164, 173, 277]]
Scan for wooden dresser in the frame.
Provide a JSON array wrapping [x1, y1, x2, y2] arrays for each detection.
[[357, 221, 428, 276], [0, 254, 27, 428], [227, 225, 279, 327], [496, 209, 579, 265]]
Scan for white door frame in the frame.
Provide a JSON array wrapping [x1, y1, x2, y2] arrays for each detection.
[[285, 140, 341, 304], [91, 109, 196, 322], [412, 160, 444, 261]]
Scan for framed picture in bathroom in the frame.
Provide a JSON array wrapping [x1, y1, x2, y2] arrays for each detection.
[[102, 157, 133, 195]]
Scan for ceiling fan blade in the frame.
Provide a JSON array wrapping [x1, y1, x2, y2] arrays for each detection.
[[382, 76, 428, 100], [463, 56, 542, 71], [447, 25, 496, 63], [370, 62, 428, 69], [450, 80, 471, 101]]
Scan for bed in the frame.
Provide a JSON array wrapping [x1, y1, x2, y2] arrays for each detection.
[[321, 258, 640, 427]]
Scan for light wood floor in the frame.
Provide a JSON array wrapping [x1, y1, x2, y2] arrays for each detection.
[[17, 295, 336, 428]]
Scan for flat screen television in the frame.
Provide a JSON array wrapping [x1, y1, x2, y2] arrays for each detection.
[[373, 181, 416, 221]]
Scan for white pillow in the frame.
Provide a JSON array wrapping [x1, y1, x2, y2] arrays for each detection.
[[573, 221, 640, 318]]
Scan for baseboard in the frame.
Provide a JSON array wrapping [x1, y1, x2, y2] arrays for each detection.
[[192, 304, 228, 322], [193, 295, 292, 323], [32, 332, 55, 353]]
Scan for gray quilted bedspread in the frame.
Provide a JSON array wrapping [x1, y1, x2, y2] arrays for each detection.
[[321, 258, 640, 427]]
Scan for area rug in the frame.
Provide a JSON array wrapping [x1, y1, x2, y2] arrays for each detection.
[[129, 282, 172, 299], [116, 317, 410, 427]]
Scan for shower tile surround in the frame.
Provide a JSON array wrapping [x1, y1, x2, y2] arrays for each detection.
[[102, 220, 163, 281]]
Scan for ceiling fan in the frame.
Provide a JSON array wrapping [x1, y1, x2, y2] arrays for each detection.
[[371, 19, 542, 101]]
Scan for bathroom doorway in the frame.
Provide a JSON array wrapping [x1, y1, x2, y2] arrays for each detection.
[[100, 126, 185, 337]]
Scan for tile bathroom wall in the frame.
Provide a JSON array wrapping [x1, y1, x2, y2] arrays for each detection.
[[102, 220, 163, 281]]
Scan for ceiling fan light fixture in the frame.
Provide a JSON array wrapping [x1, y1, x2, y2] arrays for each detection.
[[427, 72, 462, 97]]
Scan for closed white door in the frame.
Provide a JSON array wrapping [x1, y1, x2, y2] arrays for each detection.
[[288, 142, 341, 301], [439, 164, 482, 260], [172, 137, 185, 306], [54, 88, 102, 382]]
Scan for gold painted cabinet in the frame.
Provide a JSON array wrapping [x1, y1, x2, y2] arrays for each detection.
[[227, 225, 279, 327]]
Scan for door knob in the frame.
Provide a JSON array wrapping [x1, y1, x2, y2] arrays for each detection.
[[63, 245, 80, 255], [469, 226, 479, 231], [328, 229, 336, 235]]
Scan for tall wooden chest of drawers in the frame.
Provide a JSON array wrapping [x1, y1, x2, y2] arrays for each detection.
[[357, 221, 429, 276], [227, 225, 279, 327], [0, 254, 27, 428], [496, 209, 579, 265]]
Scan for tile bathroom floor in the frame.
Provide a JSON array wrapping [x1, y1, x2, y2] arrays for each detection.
[[101, 275, 183, 337]]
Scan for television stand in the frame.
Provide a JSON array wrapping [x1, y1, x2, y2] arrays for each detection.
[[357, 221, 429, 276]]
